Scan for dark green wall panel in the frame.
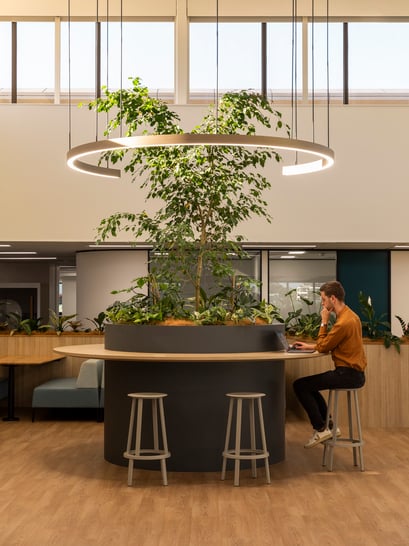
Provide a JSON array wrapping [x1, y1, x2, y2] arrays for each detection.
[[337, 250, 390, 322]]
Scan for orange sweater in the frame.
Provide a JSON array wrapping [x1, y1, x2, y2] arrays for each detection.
[[316, 305, 367, 372]]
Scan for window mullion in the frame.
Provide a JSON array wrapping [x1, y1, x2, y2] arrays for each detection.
[[11, 21, 17, 103], [55, 16, 61, 104], [343, 22, 349, 104]]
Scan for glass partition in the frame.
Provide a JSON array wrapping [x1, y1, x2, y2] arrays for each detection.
[[150, 250, 261, 304], [269, 250, 336, 318]]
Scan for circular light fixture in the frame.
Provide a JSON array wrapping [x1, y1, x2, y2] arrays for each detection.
[[67, 133, 335, 178]]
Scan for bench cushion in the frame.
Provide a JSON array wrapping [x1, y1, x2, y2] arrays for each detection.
[[32, 359, 104, 410], [32, 378, 100, 408]]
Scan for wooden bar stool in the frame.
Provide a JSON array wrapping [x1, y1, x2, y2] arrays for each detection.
[[123, 393, 171, 486], [221, 392, 271, 486], [322, 388, 365, 472]]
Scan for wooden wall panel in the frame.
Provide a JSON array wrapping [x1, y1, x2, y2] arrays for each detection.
[[0, 334, 103, 407], [286, 343, 409, 428], [1, 335, 408, 427]]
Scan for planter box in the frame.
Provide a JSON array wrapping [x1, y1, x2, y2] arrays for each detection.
[[103, 322, 287, 470], [105, 323, 285, 353]]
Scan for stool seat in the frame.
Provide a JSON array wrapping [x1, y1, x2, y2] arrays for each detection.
[[123, 392, 170, 486], [128, 392, 167, 399], [221, 392, 271, 486], [322, 387, 364, 472], [226, 392, 266, 399]]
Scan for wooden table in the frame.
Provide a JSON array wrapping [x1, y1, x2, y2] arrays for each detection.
[[54, 344, 326, 471], [0, 354, 63, 421]]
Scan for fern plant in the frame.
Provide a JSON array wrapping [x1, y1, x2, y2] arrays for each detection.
[[395, 315, 409, 337]]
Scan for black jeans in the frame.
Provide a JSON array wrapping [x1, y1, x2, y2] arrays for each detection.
[[293, 367, 365, 431]]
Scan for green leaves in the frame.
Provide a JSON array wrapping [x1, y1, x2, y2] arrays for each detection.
[[358, 291, 402, 352], [358, 291, 390, 339], [90, 79, 290, 316]]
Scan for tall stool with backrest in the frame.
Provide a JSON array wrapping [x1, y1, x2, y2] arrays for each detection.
[[322, 387, 365, 472], [221, 392, 271, 486], [123, 392, 171, 486]]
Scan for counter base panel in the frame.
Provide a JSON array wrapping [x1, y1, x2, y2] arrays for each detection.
[[104, 359, 285, 472]]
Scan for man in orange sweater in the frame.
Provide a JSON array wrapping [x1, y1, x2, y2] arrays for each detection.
[[293, 280, 367, 448]]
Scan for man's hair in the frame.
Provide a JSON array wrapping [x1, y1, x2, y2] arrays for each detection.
[[320, 280, 345, 302]]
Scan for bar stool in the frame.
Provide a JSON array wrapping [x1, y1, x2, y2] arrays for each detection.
[[123, 393, 171, 486], [221, 392, 271, 486], [322, 387, 364, 472]]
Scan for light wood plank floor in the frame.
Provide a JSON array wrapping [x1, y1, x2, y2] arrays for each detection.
[[1, 411, 409, 546]]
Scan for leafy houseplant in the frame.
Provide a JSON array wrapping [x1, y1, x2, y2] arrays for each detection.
[[358, 291, 402, 352], [48, 310, 78, 335], [86, 311, 108, 333], [274, 289, 323, 339], [8, 314, 52, 336], [90, 78, 290, 324]]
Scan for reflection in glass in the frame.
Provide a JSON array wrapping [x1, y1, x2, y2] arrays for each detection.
[[269, 251, 336, 318]]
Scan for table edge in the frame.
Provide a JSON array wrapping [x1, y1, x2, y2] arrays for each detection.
[[53, 344, 326, 362]]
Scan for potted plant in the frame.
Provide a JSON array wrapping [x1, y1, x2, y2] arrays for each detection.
[[358, 291, 402, 352], [88, 78, 290, 352], [273, 288, 323, 340]]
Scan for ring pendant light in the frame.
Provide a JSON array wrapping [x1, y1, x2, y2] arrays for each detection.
[[66, 0, 334, 178]]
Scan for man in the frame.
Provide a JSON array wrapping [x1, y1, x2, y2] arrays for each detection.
[[293, 280, 366, 449]]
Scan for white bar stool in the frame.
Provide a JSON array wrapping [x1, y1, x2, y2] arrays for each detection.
[[221, 392, 271, 486], [322, 387, 365, 472], [123, 392, 171, 486]]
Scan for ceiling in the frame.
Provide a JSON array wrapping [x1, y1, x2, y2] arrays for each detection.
[[0, 240, 407, 265]]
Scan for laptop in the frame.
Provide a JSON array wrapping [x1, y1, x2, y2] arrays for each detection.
[[275, 332, 316, 353]]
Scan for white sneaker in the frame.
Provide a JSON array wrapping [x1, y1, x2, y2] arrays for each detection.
[[304, 428, 333, 449]]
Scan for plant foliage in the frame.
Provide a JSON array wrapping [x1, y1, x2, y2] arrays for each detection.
[[272, 289, 325, 339], [358, 291, 401, 352], [88, 78, 291, 321]]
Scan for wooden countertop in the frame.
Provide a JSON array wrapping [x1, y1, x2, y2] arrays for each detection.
[[53, 343, 325, 362], [0, 354, 63, 366]]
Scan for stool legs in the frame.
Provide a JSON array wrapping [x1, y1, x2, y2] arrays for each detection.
[[257, 397, 271, 484], [221, 393, 271, 486], [322, 388, 364, 472], [234, 397, 243, 485], [125, 397, 139, 486], [249, 398, 256, 479], [157, 397, 170, 485], [124, 393, 170, 486], [221, 398, 234, 482]]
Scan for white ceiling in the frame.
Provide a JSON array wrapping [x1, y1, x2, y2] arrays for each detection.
[[0, 240, 405, 266]]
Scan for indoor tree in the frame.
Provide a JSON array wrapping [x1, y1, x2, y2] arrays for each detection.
[[90, 77, 289, 323]]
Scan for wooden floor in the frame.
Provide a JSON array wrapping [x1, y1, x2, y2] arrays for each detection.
[[1, 411, 409, 546]]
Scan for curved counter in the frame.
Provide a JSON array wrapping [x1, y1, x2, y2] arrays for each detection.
[[54, 344, 325, 471]]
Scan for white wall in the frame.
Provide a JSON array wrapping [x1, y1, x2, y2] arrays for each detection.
[[61, 277, 77, 316], [1, 102, 409, 246], [391, 251, 409, 336], [0, 0, 176, 18], [2, 0, 409, 18], [76, 250, 149, 320]]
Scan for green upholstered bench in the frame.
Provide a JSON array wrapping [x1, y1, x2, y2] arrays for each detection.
[[31, 359, 104, 421]]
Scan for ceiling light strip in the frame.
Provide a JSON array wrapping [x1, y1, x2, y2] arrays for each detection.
[[0, 257, 57, 261], [0, 251, 37, 255], [66, 134, 335, 179]]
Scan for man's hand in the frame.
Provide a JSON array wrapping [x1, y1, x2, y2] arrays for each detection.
[[321, 307, 330, 324], [293, 341, 315, 351]]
